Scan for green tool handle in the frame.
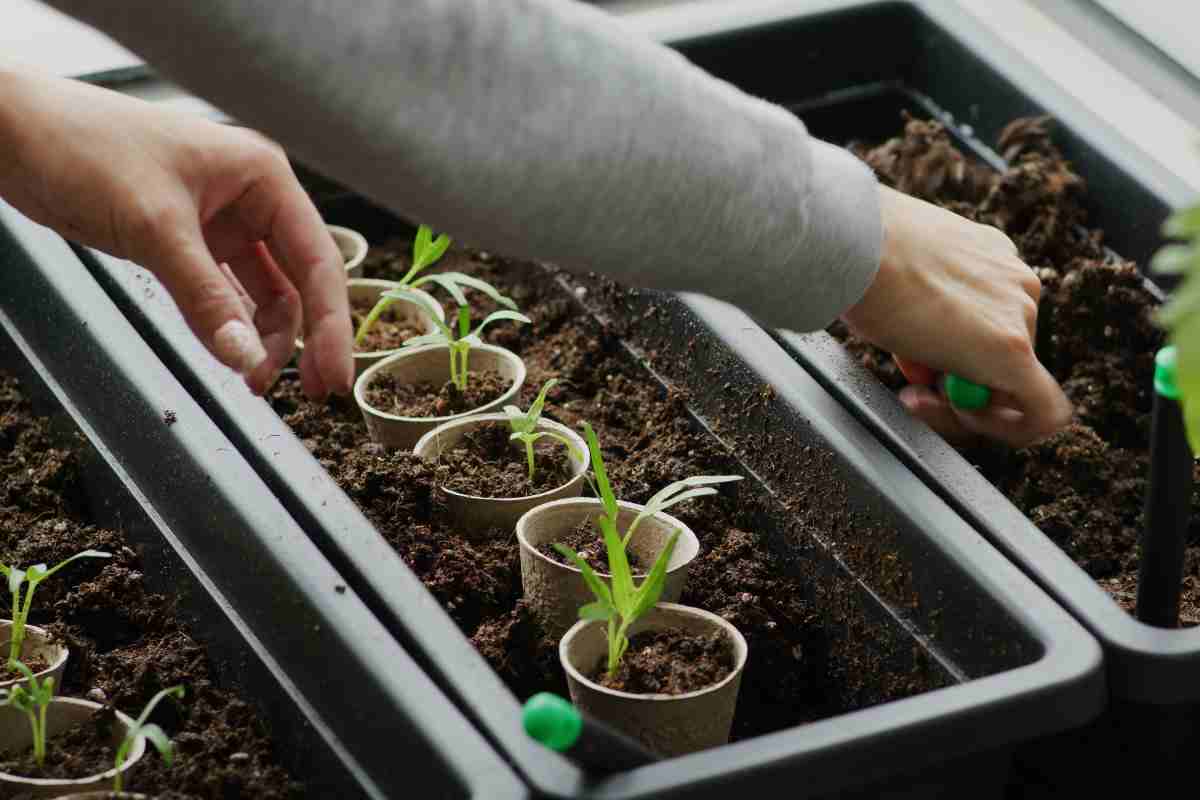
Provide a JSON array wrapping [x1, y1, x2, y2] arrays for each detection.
[[522, 692, 658, 772], [945, 374, 991, 410]]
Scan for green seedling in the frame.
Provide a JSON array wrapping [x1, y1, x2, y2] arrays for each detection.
[[1154, 203, 1200, 450], [504, 379, 582, 481], [401, 293, 530, 392], [1, 550, 111, 668], [354, 224, 517, 345], [0, 660, 56, 766], [112, 685, 185, 793], [553, 423, 742, 678]]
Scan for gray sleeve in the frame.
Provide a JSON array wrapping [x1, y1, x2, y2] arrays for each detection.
[[45, 0, 882, 331]]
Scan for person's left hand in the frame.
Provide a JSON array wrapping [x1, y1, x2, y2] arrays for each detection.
[[0, 64, 352, 399]]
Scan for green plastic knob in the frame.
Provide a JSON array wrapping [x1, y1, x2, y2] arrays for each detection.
[[523, 693, 582, 752], [1155, 346, 1180, 399], [945, 374, 991, 410]]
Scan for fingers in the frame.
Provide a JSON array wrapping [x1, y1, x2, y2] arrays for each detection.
[[230, 157, 351, 400]]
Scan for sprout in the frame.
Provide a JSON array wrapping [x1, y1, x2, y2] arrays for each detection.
[[1154, 204, 1200, 449], [0, 660, 55, 766], [554, 423, 742, 678], [1, 550, 111, 668], [112, 685, 185, 793], [504, 379, 582, 481], [401, 293, 529, 393]]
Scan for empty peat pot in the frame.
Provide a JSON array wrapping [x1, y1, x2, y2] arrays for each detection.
[[516, 498, 700, 638], [327, 224, 368, 278], [560, 602, 748, 757], [354, 344, 525, 450], [0, 698, 144, 798], [413, 412, 588, 534], [0, 621, 69, 694], [297, 279, 444, 378]]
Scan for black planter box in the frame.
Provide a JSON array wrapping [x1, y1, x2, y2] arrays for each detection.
[[650, 0, 1200, 787], [0, 201, 527, 800]]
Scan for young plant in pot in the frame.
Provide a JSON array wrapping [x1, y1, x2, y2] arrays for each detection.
[[1, 550, 110, 693], [0, 661, 150, 797], [354, 289, 530, 450], [515, 422, 735, 636], [532, 425, 747, 756], [412, 378, 588, 535]]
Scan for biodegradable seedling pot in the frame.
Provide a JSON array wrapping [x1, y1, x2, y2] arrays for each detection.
[[327, 224, 368, 278], [413, 412, 588, 535], [0, 621, 68, 694], [517, 498, 700, 638], [354, 344, 525, 450], [0, 698, 144, 798], [296, 279, 444, 378], [560, 602, 748, 758]]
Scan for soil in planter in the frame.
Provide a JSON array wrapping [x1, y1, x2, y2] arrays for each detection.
[[0, 372, 303, 798], [432, 421, 573, 498], [828, 113, 1200, 624], [594, 628, 733, 695], [363, 369, 510, 418], [0, 708, 116, 779], [272, 235, 948, 743], [535, 518, 649, 575], [2, 653, 50, 679], [350, 296, 423, 353]]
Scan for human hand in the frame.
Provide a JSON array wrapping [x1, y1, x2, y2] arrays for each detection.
[[841, 185, 1072, 447], [0, 65, 351, 399]]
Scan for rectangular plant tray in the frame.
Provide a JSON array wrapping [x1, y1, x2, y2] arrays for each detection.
[[0, 200, 527, 800], [648, 0, 1200, 782], [75, 85, 1104, 800]]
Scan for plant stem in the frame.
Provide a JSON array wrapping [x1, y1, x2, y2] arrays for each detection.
[[354, 296, 393, 346], [524, 438, 537, 482], [32, 707, 45, 765], [9, 586, 26, 666], [607, 617, 619, 679], [460, 345, 471, 392]]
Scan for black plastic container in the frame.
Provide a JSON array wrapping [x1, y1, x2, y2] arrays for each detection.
[[642, 0, 1200, 786], [0, 201, 527, 800]]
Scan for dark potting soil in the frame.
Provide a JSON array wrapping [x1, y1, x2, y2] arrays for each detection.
[[362, 369, 510, 418], [0, 707, 116, 779], [2, 653, 50, 679], [829, 114, 1200, 624], [350, 296, 423, 353], [272, 235, 948, 744], [0, 373, 303, 798], [536, 518, 648, 575], [595, 628, 733, 695], [433, 421, 574, 498]]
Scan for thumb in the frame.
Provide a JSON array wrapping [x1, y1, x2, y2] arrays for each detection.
[[138, 217, 268, 376]]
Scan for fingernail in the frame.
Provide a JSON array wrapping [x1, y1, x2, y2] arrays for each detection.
[[214, 320, 268, 375]]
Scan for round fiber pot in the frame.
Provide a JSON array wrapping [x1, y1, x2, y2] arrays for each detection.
[[0, 698, 144, 798], [516, 499, 700, 638], [0, 621, 68, 694], [297, 279, 444, 378], [560, 602, 748, 757], [413, 413, 587, 535], [328, 224, 368, 278], [354, 344, 525, 450]]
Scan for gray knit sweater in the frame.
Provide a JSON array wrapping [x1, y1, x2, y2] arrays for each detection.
[[48, 0, 882, 331]]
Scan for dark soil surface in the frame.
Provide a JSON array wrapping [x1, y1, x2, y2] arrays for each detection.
[[350, 296, 422, 353], [362, 369, 510, 418], [829, 114, 1200, 624], [433, 421, 573, 497], [0, 373, 302, 798], [2, 653, 50, 679], [0, 708, 116, 779], [595, 628, 733, 695], [536, 518, 648, 574], [271, 234, 949, 745]]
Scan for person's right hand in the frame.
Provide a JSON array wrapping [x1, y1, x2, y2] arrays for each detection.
[[841, 185, 1072, 448], [0, 64, 352, 399]]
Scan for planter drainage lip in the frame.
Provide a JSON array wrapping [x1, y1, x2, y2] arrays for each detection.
[[0, 203, 526, 800]]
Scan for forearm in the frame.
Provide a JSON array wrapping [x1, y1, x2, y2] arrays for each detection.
[[47, 0, 882, 330]]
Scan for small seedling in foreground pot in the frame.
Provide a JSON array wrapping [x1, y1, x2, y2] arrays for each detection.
[[553, 423, 741, 678], [112, 685, 185, 793], [1, 550, 111, 668], [505, 379, 582, 481], [401, 293, 530, 392], [0, 660, 56, 766], [354, 224, 517, 345]]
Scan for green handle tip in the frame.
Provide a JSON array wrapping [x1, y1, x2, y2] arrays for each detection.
[[945, 374, 991, 410], [522, 693, 582, 752], [1155, 346, 1180, 399]]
